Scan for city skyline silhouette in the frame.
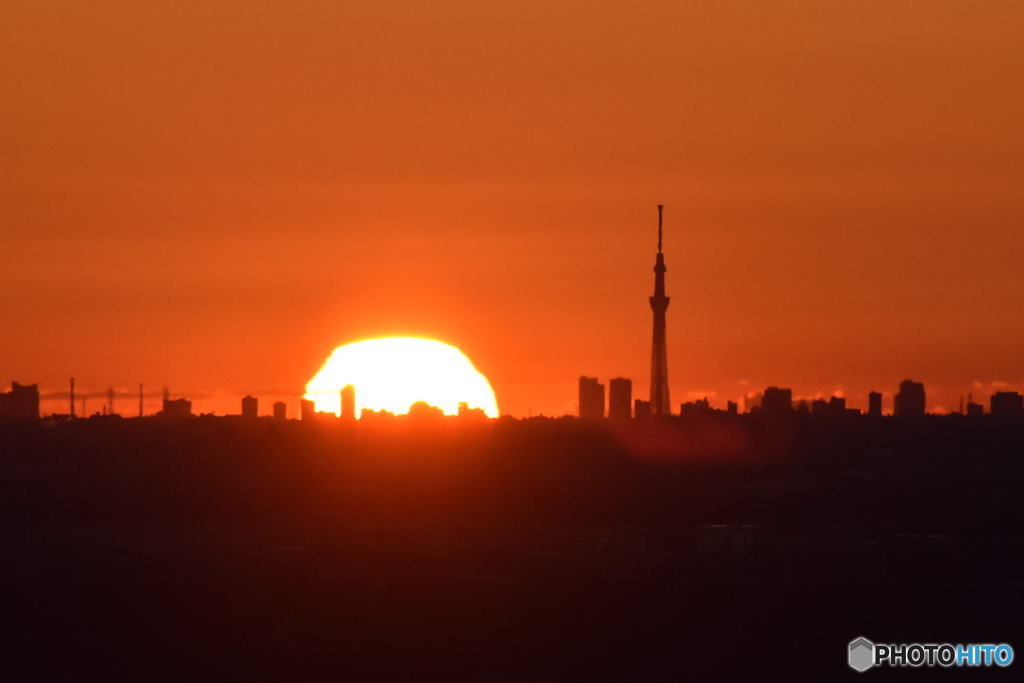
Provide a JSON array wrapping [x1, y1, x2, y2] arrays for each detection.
[[14, 193, 1024, 421]]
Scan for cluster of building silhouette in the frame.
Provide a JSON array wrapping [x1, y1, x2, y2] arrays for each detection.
[[577, 376, 1024, 419], [0, 378, 500, 423], [4, 376, 1021, 423]]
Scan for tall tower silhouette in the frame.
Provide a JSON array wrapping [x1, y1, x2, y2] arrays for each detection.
[[649, 204, 671, 415]]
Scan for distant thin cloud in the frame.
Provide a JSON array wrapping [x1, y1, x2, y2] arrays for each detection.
[[39, 388, 212, 400]]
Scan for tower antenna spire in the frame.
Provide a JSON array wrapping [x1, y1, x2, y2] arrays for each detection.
[[657, 204, 664, 253]]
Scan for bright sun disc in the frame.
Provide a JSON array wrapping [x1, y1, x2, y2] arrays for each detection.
[[304, 337, 498, 418]]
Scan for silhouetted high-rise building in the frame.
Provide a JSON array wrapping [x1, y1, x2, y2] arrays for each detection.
[[458, 401, 486, 420], [894, 380, 925, 417], [966, 401, 984, 417], [679, 397, 710, 418], [649, 205, 671, 415], [0, 382, 40, 420], [810, 399, 829, 416], [241, 395, 258, 418], [608, 378, 632, 420], [340, 384, 356, 421], [868, 391, 882, 418], [273, 401, 287, 420], [579, 376, 605, 419], [633, 399, 651, 419], [159, 397, 192, 418], [991, 391, 1023, 417], [761, 387, 793, 416], [408, 401, 445, 419], [300, 398, 316, 421], [829, 396, 846, 413], [727, 400, 738, 415]]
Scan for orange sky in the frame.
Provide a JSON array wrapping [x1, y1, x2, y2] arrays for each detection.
[[3, 1, 1023, 417]]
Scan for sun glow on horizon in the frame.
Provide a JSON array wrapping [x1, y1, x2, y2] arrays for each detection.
[[304, 337, 499, 418]]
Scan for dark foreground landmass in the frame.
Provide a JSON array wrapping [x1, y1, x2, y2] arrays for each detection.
[[1, 414, 1022, 681]]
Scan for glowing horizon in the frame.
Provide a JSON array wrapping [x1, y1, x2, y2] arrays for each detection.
[[303, 337, 499, 418]]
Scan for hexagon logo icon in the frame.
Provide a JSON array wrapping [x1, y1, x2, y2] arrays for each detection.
[[848, 637, 875, 672]]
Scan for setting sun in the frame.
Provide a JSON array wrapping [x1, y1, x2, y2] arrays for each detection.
[[304, 337, 498, 418]]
